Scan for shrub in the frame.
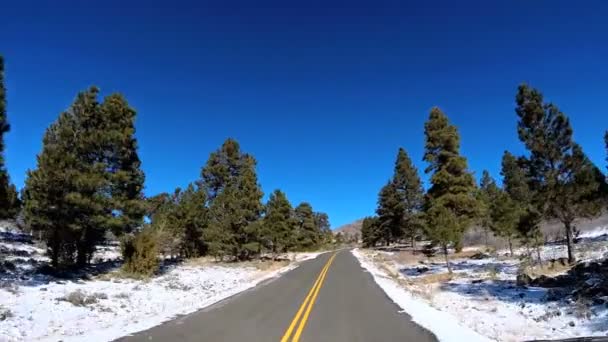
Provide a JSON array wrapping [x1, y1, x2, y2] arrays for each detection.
[[59, 290, 102, 306], [121, 227, 160, 277], [0, 306, 12, 321], [0, 281, 20, 295], [486, 264, 499, 280]]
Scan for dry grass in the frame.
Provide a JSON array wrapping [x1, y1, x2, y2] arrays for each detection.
[[528, 261, 573, 278], [251, 260, 290, 272], [390, 250, 423, 265], [450, 249, 484, 259], [185, 256, 216, 267], [411, 283, 438, 301], [382, 245, 486, 268], [415, 272, 454, 284]]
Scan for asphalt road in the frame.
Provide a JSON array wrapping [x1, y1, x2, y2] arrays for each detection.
[[117, 250, 437, 342]]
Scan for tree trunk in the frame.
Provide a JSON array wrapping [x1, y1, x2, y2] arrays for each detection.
[[484, 227, 489, 249], [51, 242, 59, 269], [411, 236, 416, 254], [564, 221, 576, 264], [534, 235, 543, 266], [76, 241, 87, 268], [51, 229, 60, 269], [508, 237, 513, 257], [454, 237, 463, 253], [443, 244, 452, 274]]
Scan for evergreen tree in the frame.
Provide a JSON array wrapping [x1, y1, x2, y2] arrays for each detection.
[[375, 148, 424, 247], [501, 151, 543, 262], [262, 190, 296, 256], [375, 180, 403, 246], [361, 216, 381, 248], [145, 192, 171, 220], [0, 56, 17, 219], [335, 232, 345, 245], [313, 212, 331, 244], [204, 186, 237, 261], [100, 94, 146, 236], [489, 190, 520, 256], [237, 155, 264, 256], [423, 107, 478, 272], [515, 84, 601, 263], [24, 111, 79, 268], [392, 148, 424, 249], [152, 184, 208, 258], [201, 139, 263, 260], [477, 170, 499, 248], [24, 87, 145, 268], [294, 202, 319, 249]]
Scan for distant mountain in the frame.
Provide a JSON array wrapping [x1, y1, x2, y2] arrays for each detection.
[[334, 219, 364, 237]]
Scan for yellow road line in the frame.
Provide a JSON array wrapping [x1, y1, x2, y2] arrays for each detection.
[[291, 253, 335, 341], [280, 253, 337, 342]]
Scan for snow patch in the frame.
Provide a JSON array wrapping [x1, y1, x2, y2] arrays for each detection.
[[0, 224, 323, 341], [352, 248, 492, 342], [352, 225, 608, 342]]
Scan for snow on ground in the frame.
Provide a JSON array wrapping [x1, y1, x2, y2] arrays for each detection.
[[352, 249, 491, 342], [352, 226, 608, 342], [287, 251, 326, 262], [0, 225, 323, 341], [1, 263, 296, 342]]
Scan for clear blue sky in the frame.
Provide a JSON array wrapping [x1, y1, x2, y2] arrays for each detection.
[[2, 1, 607, 228]]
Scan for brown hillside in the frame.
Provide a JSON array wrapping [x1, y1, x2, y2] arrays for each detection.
[[334, 219, 364, 238]]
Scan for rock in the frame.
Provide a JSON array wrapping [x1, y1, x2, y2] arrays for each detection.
[[569, 321, 575, 327], [416, 267, 430, 274], [470, 252, 491, 260], [39, 287, 47, 292], [471, 279, 484, 284], [517, 273, 532, 287]]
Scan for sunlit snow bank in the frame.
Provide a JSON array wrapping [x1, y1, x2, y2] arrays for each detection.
[[0, 223, 324, 341], [352, 225, 608, 342], [352, 248, 491, 342]]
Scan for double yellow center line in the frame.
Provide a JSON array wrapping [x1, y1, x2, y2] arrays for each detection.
[[280, 252, 338, 342]]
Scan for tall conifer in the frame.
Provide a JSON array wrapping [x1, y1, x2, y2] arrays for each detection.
[[423, 107, 478, 272], [515, 85, 601, 263]]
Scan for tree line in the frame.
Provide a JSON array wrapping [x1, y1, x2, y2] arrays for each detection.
[[362, 84, 608, 272], [0, 56, 331, 274]]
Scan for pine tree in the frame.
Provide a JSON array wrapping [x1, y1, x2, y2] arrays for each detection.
[[262, 190, 296, 256], [489, 190, 520, 256], [361, 216, 381, 248], [100, 94, 146, 236], [0, 56, 17, 219], [201, 139, 263, 260], [24, 111, 79, 268], [423, 107, 478, 272], [477, 170, 500, 248], [237, 155, 264, 257], [392, 148, 424, 250], [501, 151, 543, 262], [294, 202, 319, 250], [24, 87, 146, 268], [376, 180, 403, 246], [515, 84, 601, 263], [204, 186, 237, 261], [154, 184, 208, 258], [313, 212, 331, 244]]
